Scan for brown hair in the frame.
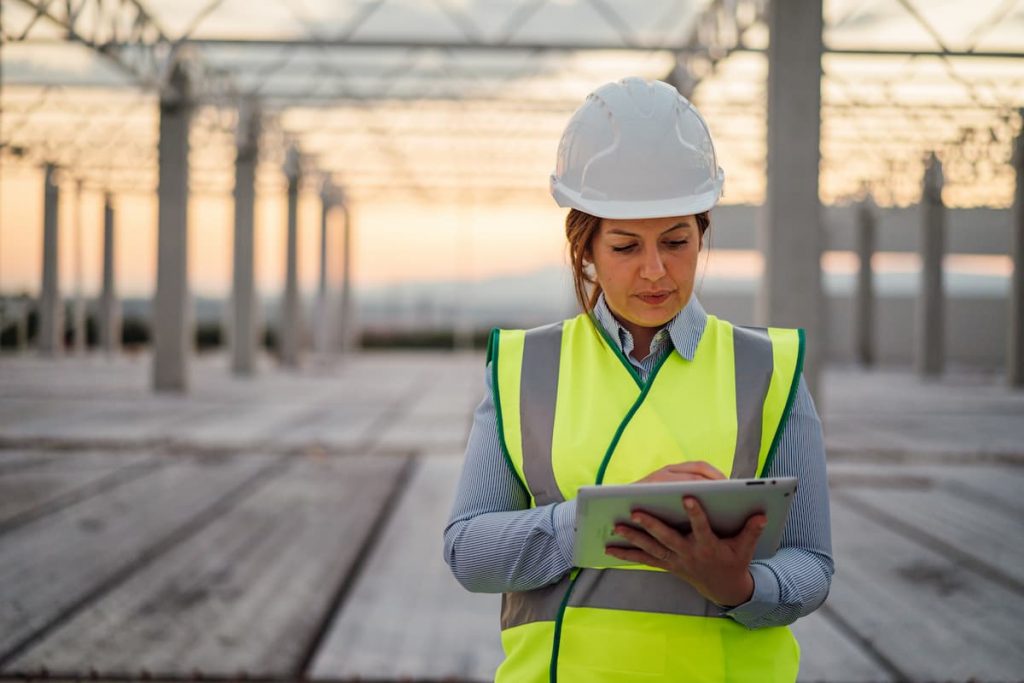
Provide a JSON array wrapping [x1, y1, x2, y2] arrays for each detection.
[[565, 208, 711, 313]]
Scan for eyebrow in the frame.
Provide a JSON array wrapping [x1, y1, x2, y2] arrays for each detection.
[[606, 222, 694, 238]]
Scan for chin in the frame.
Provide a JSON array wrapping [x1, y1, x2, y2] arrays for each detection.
[[628, 304, 678, 328]]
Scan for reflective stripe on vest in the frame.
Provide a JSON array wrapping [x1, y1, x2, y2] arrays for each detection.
[[502, 567, 724, 630], [519, 321, 564, 507], [488, 312, 805, 682]]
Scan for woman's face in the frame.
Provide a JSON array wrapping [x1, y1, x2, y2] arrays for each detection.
[[589, 214, 701, 329]]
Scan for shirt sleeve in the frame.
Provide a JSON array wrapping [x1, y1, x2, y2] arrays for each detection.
[[722, 373, 835, 628], [442, 363, 577, 593]]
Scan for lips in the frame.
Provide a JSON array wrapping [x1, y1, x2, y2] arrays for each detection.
[[636, 291, 673, 305]]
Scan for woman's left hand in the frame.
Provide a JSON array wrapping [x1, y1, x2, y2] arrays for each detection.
[[604, 496, 766, 607]]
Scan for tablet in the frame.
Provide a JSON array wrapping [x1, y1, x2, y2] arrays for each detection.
[[573, 477, 798, 569]]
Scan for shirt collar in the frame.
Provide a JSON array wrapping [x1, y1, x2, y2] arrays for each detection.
[[591, 291, 707, 362]]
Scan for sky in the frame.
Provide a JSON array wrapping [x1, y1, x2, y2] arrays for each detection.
[[0, 170, 572, 297], [0, 0, 1022, 300]]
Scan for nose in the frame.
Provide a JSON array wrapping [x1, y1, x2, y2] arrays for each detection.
[[639, 243, 667, 281]]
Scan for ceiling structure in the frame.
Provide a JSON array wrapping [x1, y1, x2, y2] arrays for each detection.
[[1, 0, 1023, 208]]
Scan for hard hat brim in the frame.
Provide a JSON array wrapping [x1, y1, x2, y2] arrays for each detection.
[[550, 177, 723, 219]]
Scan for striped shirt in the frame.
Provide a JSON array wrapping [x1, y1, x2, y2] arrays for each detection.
[[443, 292, 834, 629]]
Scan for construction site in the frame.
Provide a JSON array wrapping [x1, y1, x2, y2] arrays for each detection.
[[1, 1, 1023, 681]]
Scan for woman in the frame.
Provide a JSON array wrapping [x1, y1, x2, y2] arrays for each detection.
[[443, 77, 833, 682]]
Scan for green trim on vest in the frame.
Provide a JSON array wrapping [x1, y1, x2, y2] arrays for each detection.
[[549, 568, 580, 683], [556, 317, 681, 680], [761, 327, 806, 476], [488, 327, 530, 501], [587, 311, 643, 389], [593, 345, 673, 486], [486, 326, 498, 366]]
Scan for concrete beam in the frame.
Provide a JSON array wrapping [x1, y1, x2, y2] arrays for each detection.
[[38, 163, 62, 355], [916, 152, 946, 378], [98, 193, 121, 354], [153, 64, 193, 392], [1009, 114, 1024, 387], [855, 197, 876, 367], [280, 145, 302, 367], [759, 0, 824, 399], [176, 37, 1024, 59], [231, 98, 260, 376]]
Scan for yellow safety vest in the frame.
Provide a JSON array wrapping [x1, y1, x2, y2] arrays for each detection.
[[487, 311, 805, 682]]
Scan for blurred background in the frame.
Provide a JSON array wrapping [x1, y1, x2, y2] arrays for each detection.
[[1, 1, 1023, 682], [0, 0, 1020, 365]]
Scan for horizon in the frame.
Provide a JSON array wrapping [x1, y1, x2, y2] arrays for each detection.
[[0, 183, 1013, 300]]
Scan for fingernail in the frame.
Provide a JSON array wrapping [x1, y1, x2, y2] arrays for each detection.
[[631, 514, 642, 524], [684, 499, 695, 510]]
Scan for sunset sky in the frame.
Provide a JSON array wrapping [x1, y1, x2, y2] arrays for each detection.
[[1, 0, 1021, 301], [0, 172, 572, 297]]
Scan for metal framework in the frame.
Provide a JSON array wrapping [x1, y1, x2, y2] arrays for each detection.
[[0, 0, 245, 101], [1, 0, 1023, 206], [5, 0, 170, 88]]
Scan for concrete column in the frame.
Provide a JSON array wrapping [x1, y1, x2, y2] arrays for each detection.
[[916, 152, 946, 378], [1008, 111, 1024, 387], [98, 193, 121, 353], [337, 201, 356, 353], [38, 163, 62, 355], [153, 64, 193, 392], [315, 180, 333, 356], [280, 145, 302, 367], [231, 98, 260, 376], [71, 179, 86, 354], [855, 197, 876, 367], [759, 0, 825, 400]]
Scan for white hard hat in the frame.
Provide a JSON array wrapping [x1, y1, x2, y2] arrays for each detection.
[[549, 77, 725, 220]]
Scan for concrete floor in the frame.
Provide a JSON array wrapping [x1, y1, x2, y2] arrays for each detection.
[[1, 351, 1022, 681]]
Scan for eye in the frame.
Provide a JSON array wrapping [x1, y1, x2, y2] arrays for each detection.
[[611, 244, 637, 253], [665, 240, 689, 248]]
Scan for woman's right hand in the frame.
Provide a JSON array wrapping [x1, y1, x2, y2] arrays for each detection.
[[617, 460, 760, 606], [634, 461, 727, 484]]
